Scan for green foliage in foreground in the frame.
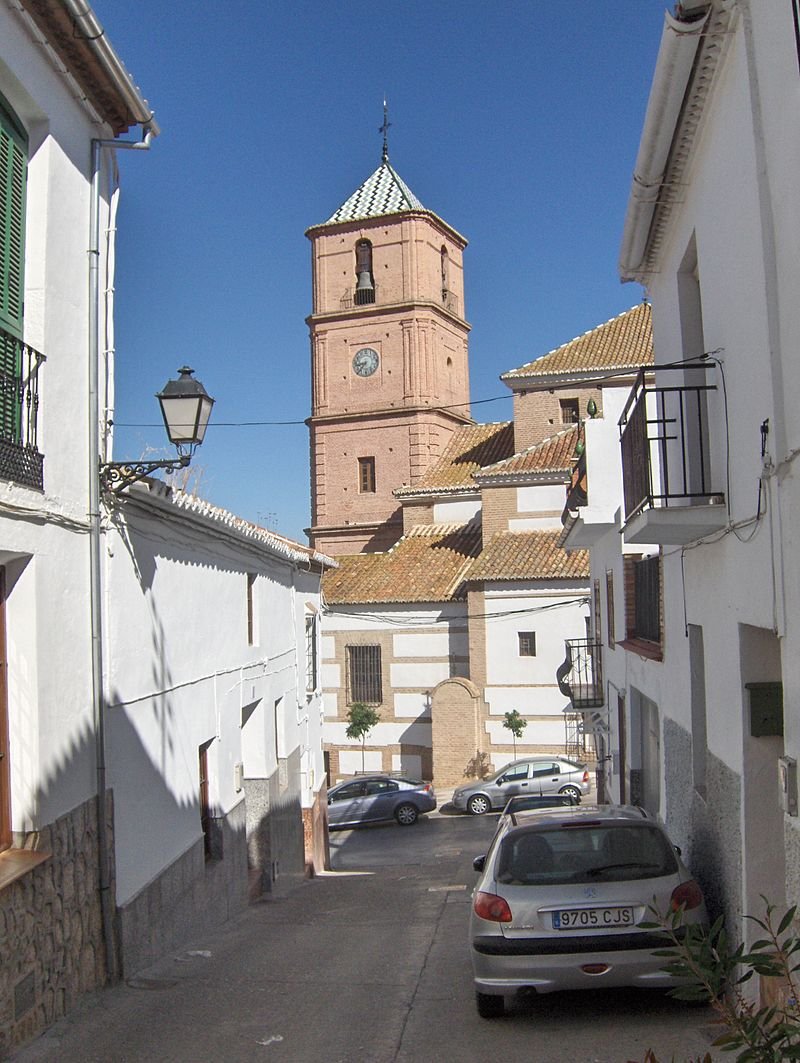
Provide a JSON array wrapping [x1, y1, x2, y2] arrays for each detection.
[[641, 898, 800, 1062]]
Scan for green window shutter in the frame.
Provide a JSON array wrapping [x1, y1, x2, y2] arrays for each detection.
[[0, 97, 27, 441]]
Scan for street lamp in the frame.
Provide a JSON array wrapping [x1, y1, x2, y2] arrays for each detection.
[[99, 366, 215, 494]]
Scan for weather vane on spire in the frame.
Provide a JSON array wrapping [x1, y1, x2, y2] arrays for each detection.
[[379, 99, 391, 162]]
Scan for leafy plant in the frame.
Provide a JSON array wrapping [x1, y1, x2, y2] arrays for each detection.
[[502, 709, 527, 756], [641, 897, 800, 1062], [345, 702, 380, 773]]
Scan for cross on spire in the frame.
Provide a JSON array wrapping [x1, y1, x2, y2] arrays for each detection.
[[379, 99, 391, 162]]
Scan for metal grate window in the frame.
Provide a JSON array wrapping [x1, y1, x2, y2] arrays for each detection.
[[518, 631, 536, 657], [560, 398, 580, 425], [305, 612, 318, 693], [347, 644, 382, 704]]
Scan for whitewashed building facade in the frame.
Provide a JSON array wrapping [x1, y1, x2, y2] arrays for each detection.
[[563, 0, 800, 951], [104, 483, 332, 975], [0, 0, 158, 1050]]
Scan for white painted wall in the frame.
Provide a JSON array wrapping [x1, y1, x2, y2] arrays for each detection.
[[0, 6, 120, 830], [105, 489, 328, 905], [517, 484, 570, 516], [433, 499, 481, 523]]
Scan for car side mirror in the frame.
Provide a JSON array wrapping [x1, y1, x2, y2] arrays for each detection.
[[496, 776, 506, 786], [473, 855, 486, 872], [674, 844, 682, 856]]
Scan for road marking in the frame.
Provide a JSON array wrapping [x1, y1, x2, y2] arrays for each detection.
[[427, 884, 467, 892]]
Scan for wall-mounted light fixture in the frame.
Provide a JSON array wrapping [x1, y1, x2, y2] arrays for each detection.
[[99, 366, 215, 494]]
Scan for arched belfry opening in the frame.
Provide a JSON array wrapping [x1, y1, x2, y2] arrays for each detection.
[[355, 239, 375, 305]]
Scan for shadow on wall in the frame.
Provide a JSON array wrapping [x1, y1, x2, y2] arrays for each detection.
[[464, 750, 492, 780]]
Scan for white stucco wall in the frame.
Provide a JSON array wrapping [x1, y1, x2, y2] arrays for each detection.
[[0, 7, 120, 830], [105, 492, 327, 905]]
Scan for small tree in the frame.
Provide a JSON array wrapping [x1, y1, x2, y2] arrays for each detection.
[[641, 897, 800, 1063], [503, 710, 527, 756], [346, 702, 381, 773]]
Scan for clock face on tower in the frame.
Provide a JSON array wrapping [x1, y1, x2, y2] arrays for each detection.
[[352, 347, 379, 377]]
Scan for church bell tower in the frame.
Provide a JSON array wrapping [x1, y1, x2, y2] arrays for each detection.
[[306, 128, 473, 556]]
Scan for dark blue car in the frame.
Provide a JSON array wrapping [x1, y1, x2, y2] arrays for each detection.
[[327, 775, 437, 829]]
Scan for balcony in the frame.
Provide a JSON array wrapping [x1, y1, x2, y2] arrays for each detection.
[[556, 638, 604, 709], [619, 365, 726, 544], [338, 285, 462, 317], [0, 327, 45, 491]]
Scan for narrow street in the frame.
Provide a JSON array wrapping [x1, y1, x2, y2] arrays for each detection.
[[13, 810, 721, 1063]]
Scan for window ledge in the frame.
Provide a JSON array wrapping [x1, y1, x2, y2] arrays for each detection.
[[618, 638, 663, 662], [0, 847, 51, 892]]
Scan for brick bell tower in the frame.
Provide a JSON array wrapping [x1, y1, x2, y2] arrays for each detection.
[[306, 125, 473, 556]]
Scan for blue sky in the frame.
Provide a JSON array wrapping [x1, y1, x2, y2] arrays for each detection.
[[100, 0, 666, 543]]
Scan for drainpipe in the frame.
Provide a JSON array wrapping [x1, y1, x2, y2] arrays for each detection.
[[88, 127, 155, 981]]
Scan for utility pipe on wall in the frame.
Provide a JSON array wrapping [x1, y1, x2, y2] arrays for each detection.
[[88, 126, 155, 981]]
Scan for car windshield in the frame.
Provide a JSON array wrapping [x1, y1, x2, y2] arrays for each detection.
[[495, 823, 679, 886]]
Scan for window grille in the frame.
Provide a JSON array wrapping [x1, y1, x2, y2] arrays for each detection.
[[347, 644, 382, 704], [560, 398, 580, 424], [518, 631, 536, 657], [246, 573, 256, 645], [305, 612, 318, 692]]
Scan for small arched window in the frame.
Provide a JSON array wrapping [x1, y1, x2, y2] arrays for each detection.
[[440, 246, 449, 293], [354, 239, 375, 305]]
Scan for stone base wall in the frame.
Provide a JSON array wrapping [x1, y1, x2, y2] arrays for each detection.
[[0, 794, 112, 1058], [116, 798, 248, 978], [664, 716, 742, 928], [244, 750, 306, 896]]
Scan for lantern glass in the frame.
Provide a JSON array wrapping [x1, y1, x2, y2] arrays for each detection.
[[156, 367, 214, 451]]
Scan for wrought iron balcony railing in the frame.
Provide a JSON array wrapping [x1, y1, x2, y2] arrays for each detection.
[[338, 285, 462, 316], [0, 326, 45, 490], [556, 638, 604, 709], [619, 364, 723, 522]]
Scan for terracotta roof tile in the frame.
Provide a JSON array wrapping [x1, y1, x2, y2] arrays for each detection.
[[394, 422, 514, 496], [478, 425, 581, 480], [322, 524, 482, 604], [463, 531, 590, 583], [503, 303, 653, 381]]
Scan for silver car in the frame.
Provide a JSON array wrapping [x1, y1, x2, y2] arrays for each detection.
[[327, 775, 436, 829], [469, 805, 708, 1017], [452, 757, 590, 815]]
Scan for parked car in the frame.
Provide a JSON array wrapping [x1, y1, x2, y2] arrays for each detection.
[[327, 775, 436, 829], [469, 804, 707, 1017], [500, 793, 578, 822], [452, 757, 590, 815]]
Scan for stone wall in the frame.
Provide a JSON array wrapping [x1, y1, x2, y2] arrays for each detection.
[[664, 716, 742, 929], [0, 794, 111, 1057], [116, 798, 249, 978], [244, 749, 306, 896]]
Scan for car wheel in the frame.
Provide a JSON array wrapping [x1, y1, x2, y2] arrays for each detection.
[[475, 991, 505, 1019], [559, 785, 582, 802], [467, 794, 491, 816], [394, 803, 419, 826]]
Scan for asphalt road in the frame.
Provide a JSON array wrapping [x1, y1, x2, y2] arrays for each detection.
[[12, 805, 723, 1063]]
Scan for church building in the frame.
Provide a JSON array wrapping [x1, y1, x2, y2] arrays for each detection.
[[307, 135, 651, 789]]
